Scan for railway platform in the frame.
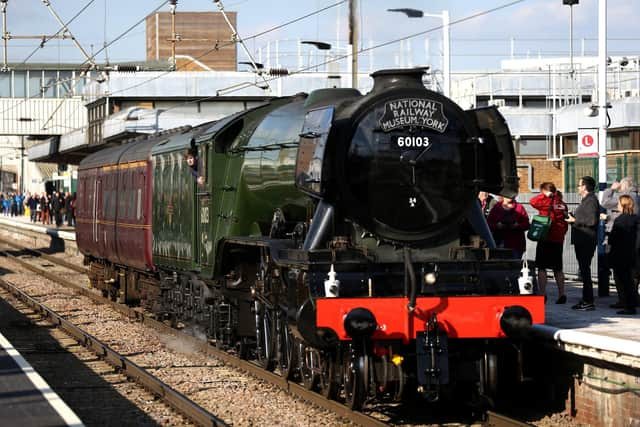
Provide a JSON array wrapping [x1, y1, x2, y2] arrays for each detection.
[[0, 298, 84, 427], [0, 215, 75, 241], [534, 281, 640, 367]]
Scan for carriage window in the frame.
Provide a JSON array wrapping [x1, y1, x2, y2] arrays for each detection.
[[137, 188, 142, 220], [118, 188, 127, 218], [102, 190, 109, 218], [128, 187, 135, 219]]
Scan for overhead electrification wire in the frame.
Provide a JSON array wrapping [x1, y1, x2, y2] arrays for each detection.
[[213, 0, 530, 97], [0, 0, 345, 122], [0, 0, 167, 118], [20, 0, 97, 65], [136, 0, 531, 117], [81, 0, 169, 69], [102, 0, 348, 98]]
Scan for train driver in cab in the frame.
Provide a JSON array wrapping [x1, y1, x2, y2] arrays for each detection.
[[186, 150, 205, 186]]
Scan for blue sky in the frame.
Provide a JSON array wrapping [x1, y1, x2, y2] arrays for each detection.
[[4, 0, 640, 72]]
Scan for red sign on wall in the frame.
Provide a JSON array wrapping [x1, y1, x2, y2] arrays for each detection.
[[577, 128, 598, 157]]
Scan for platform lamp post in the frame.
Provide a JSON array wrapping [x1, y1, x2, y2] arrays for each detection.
[[300, 40, 332, 73], [387, 8, 450, 97], [563, 0, 579, 79], [597, 0, 607, 194]]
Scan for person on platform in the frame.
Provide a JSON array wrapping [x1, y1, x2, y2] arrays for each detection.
[[487, 196, 530, 259], [607, 195, 640, 315], [600, 177, 640, 307], [27, 193, 38, 222], [40, 193, 50, 225], [530, 183, 569, 304], [567, 176, 601, 311]]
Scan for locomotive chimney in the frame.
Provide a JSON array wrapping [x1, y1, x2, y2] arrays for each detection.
[[370, 67, 427, 93]]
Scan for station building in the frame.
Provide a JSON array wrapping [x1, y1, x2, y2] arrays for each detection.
[[454, 56, 640, 192]]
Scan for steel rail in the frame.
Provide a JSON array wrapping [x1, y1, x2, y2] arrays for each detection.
[[0, 243, 387, 427], [0, 235, 87, 274], [486, 410, 535, 427], [0, 276, 227, 427]]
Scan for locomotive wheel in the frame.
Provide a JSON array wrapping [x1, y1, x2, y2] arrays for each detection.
[[317, 351, 339, 400], [277, 312, 299, 381], [381, 356, 406, 401], [254, 301, 276, 371], [342, 344, 367, 410], [298, 343, 319, 390]]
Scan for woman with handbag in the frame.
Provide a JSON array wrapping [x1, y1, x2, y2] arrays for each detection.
[[530, 182, 569, 304]]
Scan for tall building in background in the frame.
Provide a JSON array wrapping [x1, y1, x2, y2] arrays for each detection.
[[146, 11, 237, 71]]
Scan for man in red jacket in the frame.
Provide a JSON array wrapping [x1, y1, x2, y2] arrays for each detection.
[[530, 182, 569, 304]]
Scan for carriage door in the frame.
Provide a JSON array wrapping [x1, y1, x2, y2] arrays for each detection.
[[196, 144, 214, 273]]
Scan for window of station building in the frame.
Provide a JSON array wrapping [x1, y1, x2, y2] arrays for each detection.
[[563, 135, 577, 155], [75, 72, 86, 96], [607, 131, 630, 151], [522, 98, 547, 108], [58, 71, 73, 97], [0, 73, 10, 98], [13, 71, 26, 98], [28, 71, 43, 98], [43, 71, 57, 98], [515, 138, 547, 156]]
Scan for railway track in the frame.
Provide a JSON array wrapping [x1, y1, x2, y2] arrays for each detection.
[[0, 239, 379, 426], [0, 236, 535, 427], [0, 283, 202, 426]]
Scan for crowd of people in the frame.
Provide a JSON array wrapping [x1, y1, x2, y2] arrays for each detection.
[[480, 175, 640, 315], [0, 191, 75, 227]]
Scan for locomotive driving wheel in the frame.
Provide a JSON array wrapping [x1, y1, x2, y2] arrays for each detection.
[[341, 342, 368, 410], [254, 299, 276, 371], [298, 342, 319, 390], [276, 309, 299, 381], [317, 350, 339, 399]]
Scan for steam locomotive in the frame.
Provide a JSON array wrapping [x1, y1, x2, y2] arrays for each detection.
[[76, 68, 543, 410]]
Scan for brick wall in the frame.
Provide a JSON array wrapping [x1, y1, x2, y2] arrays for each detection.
[[567, 363, 640, 426], [518, 156, 563, 193], [146, 12, 237, 71]]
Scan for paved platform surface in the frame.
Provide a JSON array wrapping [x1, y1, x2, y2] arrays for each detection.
[[543, 279, 639, 342], [0, 299, 83, 426], [0, 214, 75, 240]]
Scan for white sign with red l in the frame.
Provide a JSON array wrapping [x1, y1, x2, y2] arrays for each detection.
[[577, 128, 598, 157]]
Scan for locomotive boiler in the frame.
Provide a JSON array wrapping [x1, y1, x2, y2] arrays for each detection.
[[76, 68, 544, 411]]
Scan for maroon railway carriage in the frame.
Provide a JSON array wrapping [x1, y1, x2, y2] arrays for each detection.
[[76, 136, 155, 272]]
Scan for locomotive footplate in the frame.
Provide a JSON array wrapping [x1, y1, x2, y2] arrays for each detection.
[[416, 314, 449, 394]]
